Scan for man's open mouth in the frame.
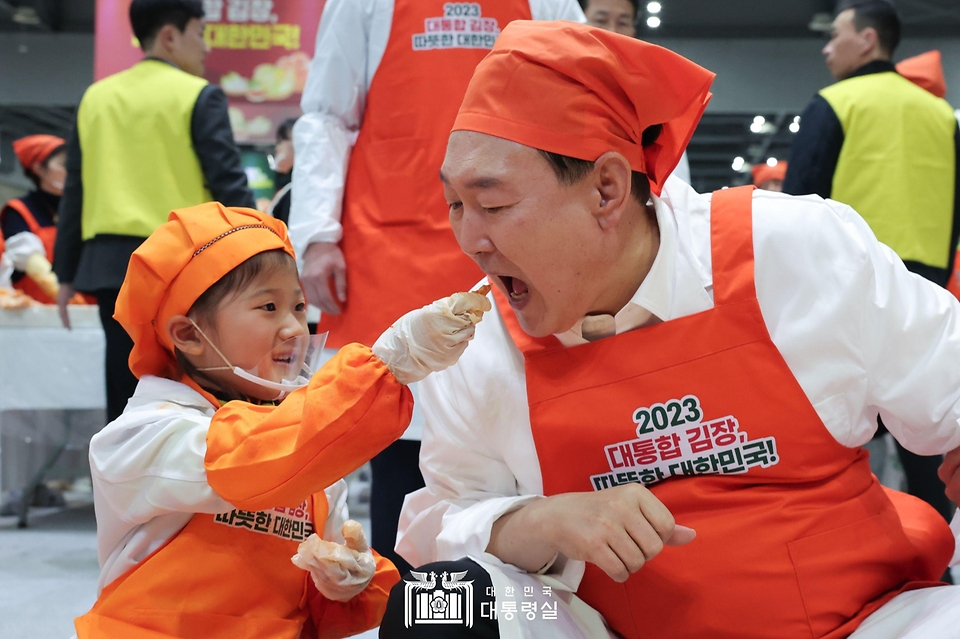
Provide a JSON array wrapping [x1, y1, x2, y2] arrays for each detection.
[[498, 275, 529, 302]]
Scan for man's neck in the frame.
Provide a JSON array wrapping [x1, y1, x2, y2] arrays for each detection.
[[842, 56, 895, 81], [143, 50, 181, 71], [590, 203, 661, 317]]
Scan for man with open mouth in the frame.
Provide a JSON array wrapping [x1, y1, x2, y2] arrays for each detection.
[[382, 19, 960, 639]]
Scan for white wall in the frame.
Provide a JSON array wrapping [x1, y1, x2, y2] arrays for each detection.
[[0, 34, 93, 106]]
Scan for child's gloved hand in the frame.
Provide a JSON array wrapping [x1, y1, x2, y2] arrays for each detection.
[[372, 287, 492, 385], [291, 520, 376, 602]]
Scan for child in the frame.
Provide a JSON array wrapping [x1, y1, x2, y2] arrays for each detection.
[[74, 203, 490, 638]]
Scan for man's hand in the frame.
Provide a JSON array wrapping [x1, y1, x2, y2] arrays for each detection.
[[300, 242, 347, 316], [57, 283, 75, 329], [488, 484, 695, 583], [938, 447, 960, 503]]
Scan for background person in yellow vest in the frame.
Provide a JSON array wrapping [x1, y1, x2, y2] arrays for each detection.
[[783, 0, 960, 570], [54, 0, 255, 424], [289, 0, 585, 576]]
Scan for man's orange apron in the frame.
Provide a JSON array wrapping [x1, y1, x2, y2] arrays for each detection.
[[494, 186, 953, 639], [2, 198, 56, 303], [320, 0, 531, 348]]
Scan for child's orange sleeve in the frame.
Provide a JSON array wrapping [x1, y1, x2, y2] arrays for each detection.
[[203, 343, 413, 511], [305, 550, 400, 639]]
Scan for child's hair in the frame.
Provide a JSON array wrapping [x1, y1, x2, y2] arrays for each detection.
[[174, 249, 298, 402]]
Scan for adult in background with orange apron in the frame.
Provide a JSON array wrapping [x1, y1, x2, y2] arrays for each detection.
[[289, 0, 586, 575], [388, 22, 960, 638], [1, 135, 68, 304]]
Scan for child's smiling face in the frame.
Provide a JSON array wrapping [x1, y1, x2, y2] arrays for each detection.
[[191, 260, 309, 400]]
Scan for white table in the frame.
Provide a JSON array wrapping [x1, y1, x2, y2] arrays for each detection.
[[0, 305, 106, 526]]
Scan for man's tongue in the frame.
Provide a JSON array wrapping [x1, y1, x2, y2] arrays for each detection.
[[508, 276, 528, 299]]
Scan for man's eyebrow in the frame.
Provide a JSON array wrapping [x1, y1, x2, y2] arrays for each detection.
[[438, 171, 503, 189]]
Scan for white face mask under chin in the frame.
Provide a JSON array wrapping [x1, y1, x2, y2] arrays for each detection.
[[190, 319, 328, 401]]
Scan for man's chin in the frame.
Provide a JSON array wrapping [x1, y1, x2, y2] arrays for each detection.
[[515, 310, 572, 339]]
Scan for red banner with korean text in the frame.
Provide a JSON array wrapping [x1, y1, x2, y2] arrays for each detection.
[[93, 0, 323, 145]]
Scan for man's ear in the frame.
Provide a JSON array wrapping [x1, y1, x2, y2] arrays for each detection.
[[859, 26, 879, 56], [152, 23, 179, 54], [592, 152, 634, 231], [166, 315, 204, 356]]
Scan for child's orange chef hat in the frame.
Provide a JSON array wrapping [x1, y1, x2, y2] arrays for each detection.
[[452, 21, 715, 196], [12, 134, 66, 170], [897, 50, 947, 99], [115, 203, 296, 379]]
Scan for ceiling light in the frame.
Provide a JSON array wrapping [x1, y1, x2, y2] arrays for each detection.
[[766, 157, 778, 167], [753, 116, 765, 125], [647, 2, 662, 13], [750, 122, 763, 133], [12, 7, 41, 25], [732, 156, 745, 171], [789, 121, 800, 133], [646, 16, 661, 28]]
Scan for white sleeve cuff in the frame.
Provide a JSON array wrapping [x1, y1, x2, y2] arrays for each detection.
[[289, 113, 356, 261]]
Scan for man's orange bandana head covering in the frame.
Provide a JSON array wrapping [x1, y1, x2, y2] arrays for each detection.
[[12, 134, 66, 170], [452, 20, 715, 196], [751, 161, 788, 187], [115, 203, 296, 380], [897, 50, 947, 99]]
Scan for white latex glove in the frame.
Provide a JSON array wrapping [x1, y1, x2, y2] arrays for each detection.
[[372, 287, 492, 385], [291, 520, 376, 602], [5, 231, 46, 271]]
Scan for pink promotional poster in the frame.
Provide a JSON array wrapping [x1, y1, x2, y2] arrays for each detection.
[[94, 0, 323, 144]]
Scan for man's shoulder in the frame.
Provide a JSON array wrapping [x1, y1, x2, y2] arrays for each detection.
[[81, 62, 208, 105], [821, 71, 953, 118], [751, 191, 872, 264]]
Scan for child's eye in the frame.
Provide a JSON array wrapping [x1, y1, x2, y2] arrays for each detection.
[[295, 302, 306, 312], [261, 303, 277, 312]]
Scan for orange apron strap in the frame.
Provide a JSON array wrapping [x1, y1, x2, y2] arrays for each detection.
[[3, 198, 44, 236], [2, 198, 55, 262], [709, 185, 757, 306]]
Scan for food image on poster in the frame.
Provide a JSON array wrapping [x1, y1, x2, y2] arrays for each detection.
[[94, 0, 324, 145]]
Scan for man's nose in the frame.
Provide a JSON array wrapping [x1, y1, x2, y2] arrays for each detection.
[[455, 209, 495, 258]]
